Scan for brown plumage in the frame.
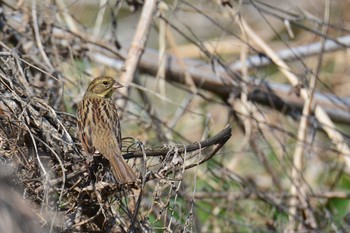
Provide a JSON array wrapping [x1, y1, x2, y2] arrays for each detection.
[[77, 76, 137, 184]]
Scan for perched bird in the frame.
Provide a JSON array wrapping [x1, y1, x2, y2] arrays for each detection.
[[77, 76, 137, 184]]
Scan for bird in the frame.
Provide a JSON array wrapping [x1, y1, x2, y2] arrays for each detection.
[[76, 76, 137, 184]]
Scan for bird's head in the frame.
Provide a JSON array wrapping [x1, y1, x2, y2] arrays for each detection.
[[84, 76, 123, 98]]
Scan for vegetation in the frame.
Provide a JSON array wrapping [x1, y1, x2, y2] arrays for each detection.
[[0, 0, 350, 232]]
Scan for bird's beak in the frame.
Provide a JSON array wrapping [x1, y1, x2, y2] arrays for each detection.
[[113, 82, 123, 89]]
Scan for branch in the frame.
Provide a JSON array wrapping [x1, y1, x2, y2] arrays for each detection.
[[89, 48, 350, 124], [118, 0, 157, 108], [230, 34, 350, 71], [123, 125, 232, 159]]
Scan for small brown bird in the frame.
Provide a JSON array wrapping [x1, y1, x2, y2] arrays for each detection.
[[77, 76, 137, 184]]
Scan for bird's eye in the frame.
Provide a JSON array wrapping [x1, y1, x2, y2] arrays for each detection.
[[103, 81, 108, 85]]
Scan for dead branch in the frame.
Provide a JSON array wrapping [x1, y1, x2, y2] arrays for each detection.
[[119, 0, 157, 108], [91, 48, 350, 124], [230, 34, 350, 71], [123, 125, 232, 159]]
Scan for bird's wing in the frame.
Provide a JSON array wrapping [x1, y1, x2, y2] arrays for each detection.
[[107, 99, 122, 150], [77, 99, 95, 154], [114, 109, 122, 150]]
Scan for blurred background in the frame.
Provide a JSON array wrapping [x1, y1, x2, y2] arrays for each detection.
[[1, 0, 350, 232]]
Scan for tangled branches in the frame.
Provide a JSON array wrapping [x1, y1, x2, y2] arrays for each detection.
[[0, 50, 230, 231]]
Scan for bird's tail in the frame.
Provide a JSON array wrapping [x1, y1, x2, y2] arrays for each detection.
[[108, 152, 137, 184]]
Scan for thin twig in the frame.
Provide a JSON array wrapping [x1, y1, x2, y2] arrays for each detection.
[[31, 0, 54, 71], [230, 34, 350, 71]]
